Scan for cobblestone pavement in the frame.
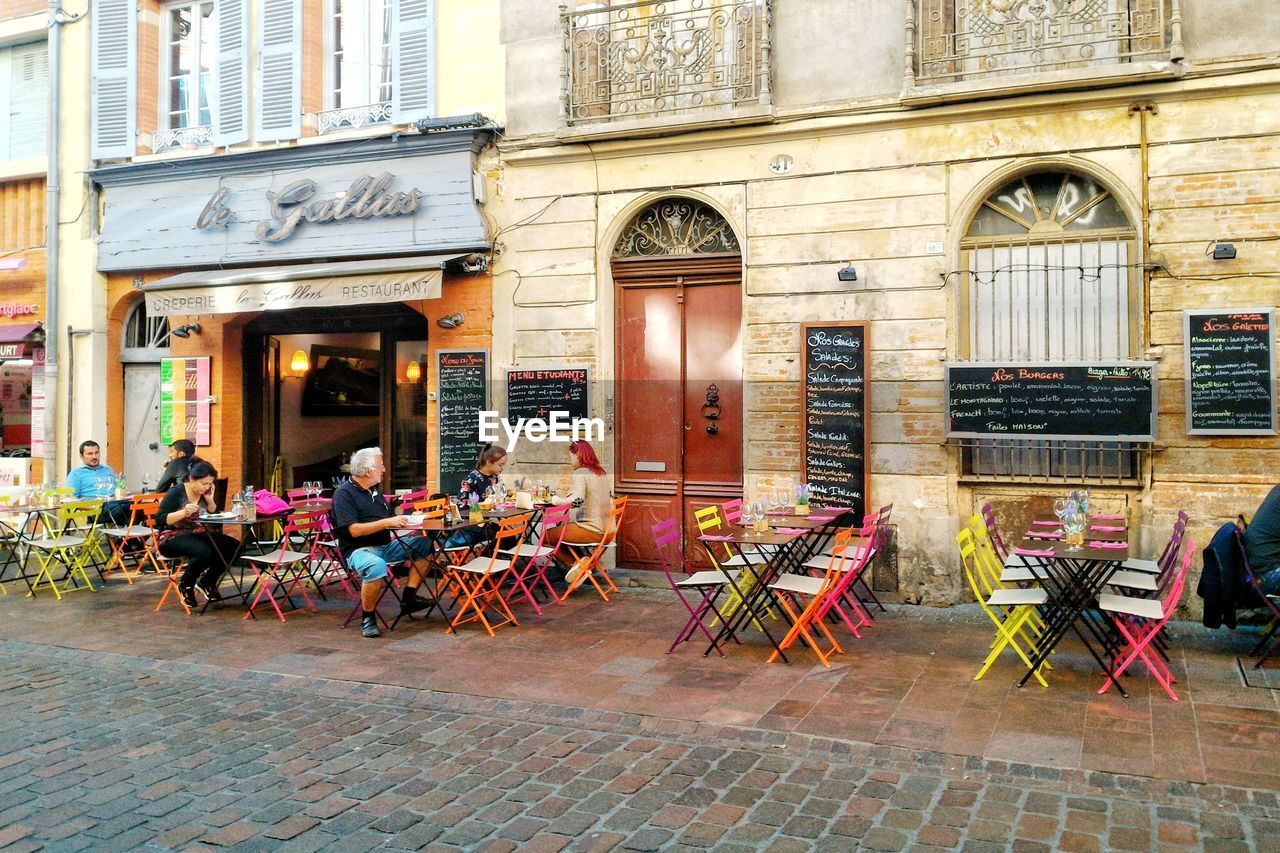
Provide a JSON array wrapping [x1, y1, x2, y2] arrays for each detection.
[[1, 641, 1277, 852]]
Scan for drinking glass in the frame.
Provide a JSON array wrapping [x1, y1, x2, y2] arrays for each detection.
[[741, 502, 757, 537], [1052, 498, 1068, 522], [753, 501, 767, 533]]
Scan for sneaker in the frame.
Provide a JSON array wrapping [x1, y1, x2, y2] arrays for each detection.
[[361, 615, 381, 638], [179, 585, 197, 608], [564, 559, 588, 590], [195, 580, 223, 602], [400, 593, 429, 615]]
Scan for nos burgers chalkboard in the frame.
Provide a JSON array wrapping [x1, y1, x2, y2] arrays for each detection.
[[802, 322, 870, 516], [506, 367, 590, 423], [437, 350, 488, 494], [946, 362, 1157, 441], [1184, 308, 1276, 436]]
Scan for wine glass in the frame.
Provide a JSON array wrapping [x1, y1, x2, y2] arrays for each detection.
[[1053, 498, 1068, 523], [740, 501, 757, 537], [753, 501, 767, 533]]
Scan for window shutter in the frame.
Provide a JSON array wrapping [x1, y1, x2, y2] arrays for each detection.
[[91, 0, 136, 159], [256, 0, 301, 141], [392, 0, 435, 124], [8, 42, 48, 160], [215, 0, 249, 146]]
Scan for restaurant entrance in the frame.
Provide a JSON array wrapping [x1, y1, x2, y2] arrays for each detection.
[[242, 303, 428, 494]]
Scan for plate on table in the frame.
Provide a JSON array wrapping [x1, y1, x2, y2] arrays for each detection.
[[402, 513, 427, 526], [201, 511, 238, 520]]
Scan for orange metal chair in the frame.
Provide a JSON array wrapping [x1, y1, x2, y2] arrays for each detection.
[[561, 497, 627, 603], [443, 514, 529, 636], [101, 492, 166, 583]]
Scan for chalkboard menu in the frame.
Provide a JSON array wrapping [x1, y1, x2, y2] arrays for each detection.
[[506, 367, 590, 423], [946, 362, 1157, 441], [802, 322, 870, 517], [437, 350, 488, 494], [1184, 309, 1276, 436]]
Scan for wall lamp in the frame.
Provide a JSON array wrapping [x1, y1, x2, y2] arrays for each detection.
[[837, 265, 859, 282], [436, 312, 465, 329], [170, 322, 201, 338], [290, 349, 310, 375]]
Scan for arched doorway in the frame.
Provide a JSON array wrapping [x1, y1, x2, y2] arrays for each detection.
[[120, 300, 171, 487], [611, 197, 744, 568]]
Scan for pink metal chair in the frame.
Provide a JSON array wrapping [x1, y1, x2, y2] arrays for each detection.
[[241, 511, 324, 622], [651, 518, 737, 657], [498, 502, 573, 616], [1097, 539, 1193, 701]]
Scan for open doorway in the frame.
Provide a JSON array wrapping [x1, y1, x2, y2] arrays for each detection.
[[243, 303, 427, 492]]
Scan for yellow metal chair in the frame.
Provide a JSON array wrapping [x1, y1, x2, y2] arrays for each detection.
[[958, 528, 1049, 687], [26, 501, 102, 598], [694, 505, 773, 629]]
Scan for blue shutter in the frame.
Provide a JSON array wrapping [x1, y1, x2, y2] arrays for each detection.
[[392, 0, 435, 123], [91, 0, 137, 159], [256, 0, 301, 141], [215, 0, 249, 146]]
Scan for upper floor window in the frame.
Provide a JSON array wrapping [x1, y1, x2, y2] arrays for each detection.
[[331, 0, 393, 108], [914, 0, 1181, 87], [162, 1, 216, 130], [0, 40, 48, 161]]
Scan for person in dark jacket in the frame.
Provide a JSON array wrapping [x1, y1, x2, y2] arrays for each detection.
[[156, 439, 196, 493], [1244, 485, 1280, 595], [1199, 519, 1247, 629]]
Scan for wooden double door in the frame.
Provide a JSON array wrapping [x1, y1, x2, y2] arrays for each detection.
[[613, 255, 743, 569]]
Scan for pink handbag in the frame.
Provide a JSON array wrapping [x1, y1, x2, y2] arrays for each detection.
[[254, 490, 291, 516]]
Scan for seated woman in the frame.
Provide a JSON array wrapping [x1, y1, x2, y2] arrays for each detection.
[[156, 459, 242, 607], [445, 445, 509, 550], [547, 440, 612, 584]]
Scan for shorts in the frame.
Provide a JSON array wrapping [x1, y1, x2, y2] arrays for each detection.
[[346, 536, 435, 583]]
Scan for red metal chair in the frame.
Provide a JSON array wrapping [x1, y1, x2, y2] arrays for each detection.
[[499, 502, 572, 616]]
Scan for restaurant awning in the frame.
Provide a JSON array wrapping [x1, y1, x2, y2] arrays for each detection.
[[142, 254, 466, 317], [0, 323, 43, 360]]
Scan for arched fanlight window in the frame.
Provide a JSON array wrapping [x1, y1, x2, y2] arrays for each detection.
[[613, 198, 741, 258], [121, 301, 171, 361], [960, 170, 1140, 480]]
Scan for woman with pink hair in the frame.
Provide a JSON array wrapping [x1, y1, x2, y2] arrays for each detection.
[[548, 439, 613, 584]]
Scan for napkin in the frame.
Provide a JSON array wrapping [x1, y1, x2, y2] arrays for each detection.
[[402, 513, 426, 526], [1014, 547, 1055, 557], [1026, 530, 1063, 539], [699, 534, 734, 542], [1090, 525, 1125, 532], [775, 527, 808, 535], [515, 491, 534, 510], [1092, 513, 1125, 521], [1089, 540, 1127, 550], [1032, 520, 1062, 527]]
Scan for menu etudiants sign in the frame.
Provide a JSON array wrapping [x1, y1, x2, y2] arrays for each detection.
[[437, 350, 488, 495], [1184, 309, 1276, 435], [506, 367, 590, 423], [946, 362, 1157, 441], [802, 322, 870, 517]]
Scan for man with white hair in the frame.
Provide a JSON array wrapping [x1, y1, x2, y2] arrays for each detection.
[[330, 447, 435, 637]]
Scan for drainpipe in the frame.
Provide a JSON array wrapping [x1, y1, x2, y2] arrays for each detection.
[[44, 0, 64, 481]]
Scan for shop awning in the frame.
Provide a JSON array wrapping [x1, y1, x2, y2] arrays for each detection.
[[0, 323, 43, 359], [142, 254, 466, 316]]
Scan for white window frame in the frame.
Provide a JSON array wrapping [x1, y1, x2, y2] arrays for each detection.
[[160, 0, 217, 131], [326, 0, 394, 111], [0, 39, 49, 162]]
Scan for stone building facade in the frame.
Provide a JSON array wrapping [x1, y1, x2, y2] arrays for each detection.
[[492, 0, 1280, 606]]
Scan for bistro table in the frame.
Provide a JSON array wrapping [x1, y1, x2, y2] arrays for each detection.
[[1014, 535, 1130, 695], [0, 502, 60, 594]]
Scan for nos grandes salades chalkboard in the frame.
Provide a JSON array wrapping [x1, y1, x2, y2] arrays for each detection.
[[802, 322, 869, 517], [1184, 309, 1276, 436], [946, 362, 1157, 441]]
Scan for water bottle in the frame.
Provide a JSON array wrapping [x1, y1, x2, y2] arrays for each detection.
[[244, 485, 256, 521]]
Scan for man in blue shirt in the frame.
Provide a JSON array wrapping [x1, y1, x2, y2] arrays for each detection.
[[66, 440, 129, 524]]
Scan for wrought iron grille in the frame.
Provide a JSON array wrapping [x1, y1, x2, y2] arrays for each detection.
[[562, 0, 771, 125], [317, 102, 393, 135], [151, 124, 213, 154], [613, 198, 741, 257], [123, 301, 171, 351], [912, 0, 1182, 86]]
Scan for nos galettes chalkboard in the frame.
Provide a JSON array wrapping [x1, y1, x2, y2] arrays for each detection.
[[946, 362, 1157, 441], [437, 350, 488, 494], [1184, 308, 1276, 436], [802, 322, 870, 518], [506, 367, 590, 423]]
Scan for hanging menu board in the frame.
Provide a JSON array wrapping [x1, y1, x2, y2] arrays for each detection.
[[437, 350, 488, 494], [802, 322, 870, 517], [1184, 309, 1276, 436], [946, 362, 1157, 441], [506, 367, 590, 423]]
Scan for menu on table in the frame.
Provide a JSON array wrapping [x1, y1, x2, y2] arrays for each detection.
[[801, 322, 869, 519], [437, 350, 488, 495], [1183, 308, 1276, 435], [946, 362, 1157, 441]]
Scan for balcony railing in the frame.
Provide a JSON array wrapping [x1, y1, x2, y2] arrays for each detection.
[[317, 102, 394, 135], [908, 0, 1184, 88], [151, 124, 213, 154], [560, 0, 772, 126]]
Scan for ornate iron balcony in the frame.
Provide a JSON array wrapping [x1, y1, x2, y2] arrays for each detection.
[[561, 0, 772, 126], [908, 0, 1184, 87], [151, 125, 213, 154], [317, 102, 394, 135]]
